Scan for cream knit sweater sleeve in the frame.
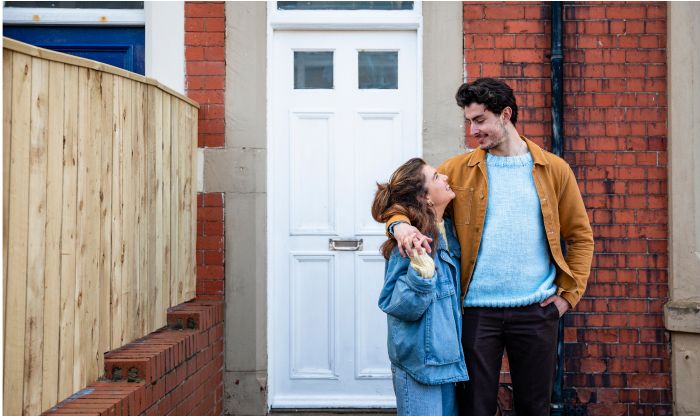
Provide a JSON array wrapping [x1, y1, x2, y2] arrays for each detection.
[[409, 221, 448, 278], [409, 251, 435, 278]]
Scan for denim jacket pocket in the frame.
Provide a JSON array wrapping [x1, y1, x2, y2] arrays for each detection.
[[389, 317, 420, 363], [435, 271, 456, 300], [424, 297, 461, 365]]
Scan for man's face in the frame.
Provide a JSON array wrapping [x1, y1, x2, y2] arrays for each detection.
[[463, 103, 509, 151]]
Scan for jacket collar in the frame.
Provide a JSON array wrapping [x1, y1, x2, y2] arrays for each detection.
[[438, 217, 461, 259], [466, 135, 549, 167]]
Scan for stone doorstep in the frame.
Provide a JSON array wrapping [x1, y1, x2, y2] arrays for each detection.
[[270, 411, 397, 416]]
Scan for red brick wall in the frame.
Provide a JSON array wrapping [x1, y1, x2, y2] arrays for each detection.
[[463, 2, 670, 414], [185, 1, 226, 301], [196, 193, 225, 300], [186, 1, 225, 149]]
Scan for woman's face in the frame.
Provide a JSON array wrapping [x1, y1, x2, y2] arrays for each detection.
[[422, 165, 455, 209]]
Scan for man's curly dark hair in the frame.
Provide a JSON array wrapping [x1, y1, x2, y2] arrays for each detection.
[[455, 77, 518, 125]]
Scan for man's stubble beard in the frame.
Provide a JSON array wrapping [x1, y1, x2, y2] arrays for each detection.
[[483, 119, 509, 152]]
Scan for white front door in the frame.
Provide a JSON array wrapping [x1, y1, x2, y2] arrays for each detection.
[[269, 30, 420, 408]]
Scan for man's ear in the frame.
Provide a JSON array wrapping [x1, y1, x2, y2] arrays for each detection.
[[501, 106, 512, 123]]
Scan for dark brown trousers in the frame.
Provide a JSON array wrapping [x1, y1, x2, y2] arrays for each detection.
[[457, 303, 560, 416]]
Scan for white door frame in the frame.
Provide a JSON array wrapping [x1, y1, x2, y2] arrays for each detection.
[[266, 2, 423, 410]]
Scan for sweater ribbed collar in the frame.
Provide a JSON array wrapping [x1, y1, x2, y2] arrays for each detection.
[[467, 136, 550, 167]]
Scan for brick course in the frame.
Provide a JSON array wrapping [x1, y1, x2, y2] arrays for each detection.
[[463, 2, 669, 414]]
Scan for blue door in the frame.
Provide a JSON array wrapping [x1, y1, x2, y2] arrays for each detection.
[[4, 26, 145, 74]]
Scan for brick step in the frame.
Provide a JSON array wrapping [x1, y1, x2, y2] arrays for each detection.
[[43, 301, 225, 416]]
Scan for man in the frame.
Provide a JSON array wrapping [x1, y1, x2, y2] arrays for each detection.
[[386, 77, 593, 415]]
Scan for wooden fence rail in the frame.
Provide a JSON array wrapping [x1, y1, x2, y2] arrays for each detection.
[[3, 38, 198, 415]]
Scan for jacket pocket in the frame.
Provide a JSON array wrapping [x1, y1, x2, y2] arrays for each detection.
[[452, 187, 473, 225], [435, 268, 456, 299], [388, 317, 419, 363], [424, 296, 461, 365]]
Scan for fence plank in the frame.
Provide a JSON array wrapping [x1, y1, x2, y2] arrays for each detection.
[[170, 98, 180, 305], [146, 86, 157, 332], [162, 95, 172, 308], [152, 87, 165, 328], [135, 82, 147, 336], [74, 67, 99, 387], [183, 106, 191, 301], [58, 64, 79, 401], [73, 67, 88, 388], [181, 100, 189, 303], [99, 73, 114, 375], [85, 69, 103, 384], [191, 106, 198, 299], [179, 104, 187, 304], [41, 60, 65, 411], [24, 56, 50, 415], [123, 78, 137, 343], [111, 75, 124, 350], [186, 106, 197, 300], [3, 49, 12, 318], [4, 51, 31, 416]]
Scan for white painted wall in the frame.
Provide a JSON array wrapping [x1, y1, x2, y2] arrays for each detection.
[[145, 1, 185, 94]]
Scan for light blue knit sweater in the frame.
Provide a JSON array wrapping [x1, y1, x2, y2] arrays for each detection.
[[463, 152, 557, 307]]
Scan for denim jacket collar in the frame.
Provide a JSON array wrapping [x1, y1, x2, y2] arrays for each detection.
[[437, 217, 461, 259]]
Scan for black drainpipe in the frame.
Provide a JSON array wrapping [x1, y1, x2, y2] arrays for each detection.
[[550, 2, 565, 416], [551, 1, 564, 157]]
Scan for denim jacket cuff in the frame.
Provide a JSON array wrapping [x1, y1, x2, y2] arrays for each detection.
[[404, 265, 437, 294]]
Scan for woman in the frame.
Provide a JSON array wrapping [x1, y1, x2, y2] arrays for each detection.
[[371, 158, 468, 416]]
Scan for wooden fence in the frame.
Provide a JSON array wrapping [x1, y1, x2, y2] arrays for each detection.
[[3, 38, 199, 415]]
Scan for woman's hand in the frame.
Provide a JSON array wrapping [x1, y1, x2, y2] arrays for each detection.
[[393, 223, 433, 257]]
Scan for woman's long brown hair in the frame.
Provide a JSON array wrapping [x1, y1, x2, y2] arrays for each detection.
[[371, 158, 438, 259]]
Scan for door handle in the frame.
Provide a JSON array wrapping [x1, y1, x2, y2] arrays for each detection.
[[329, 238, 363, 251]]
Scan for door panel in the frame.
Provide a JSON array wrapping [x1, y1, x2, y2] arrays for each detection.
[[355, 254, 393, 379], [354, 112, 402, 234], [271, 30, 419, 408], [290, 112, 336, 234], [290, 254, 336, 379]]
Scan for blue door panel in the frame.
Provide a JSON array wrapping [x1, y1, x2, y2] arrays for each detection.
[[3, 26, 145, 74]]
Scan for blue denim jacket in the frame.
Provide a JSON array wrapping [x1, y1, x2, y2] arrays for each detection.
[[378, 218, 468, 385]]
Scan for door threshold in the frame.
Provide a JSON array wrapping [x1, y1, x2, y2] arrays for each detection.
[[270, 409, 396, 415]]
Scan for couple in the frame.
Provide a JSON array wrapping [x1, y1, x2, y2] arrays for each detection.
[[372, 78, 594, 416]]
